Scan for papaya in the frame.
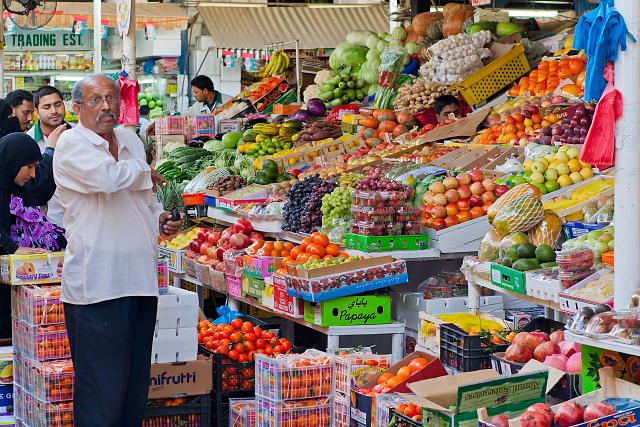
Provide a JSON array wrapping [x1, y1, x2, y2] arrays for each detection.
[[599, 350, 625, 371], [493, 195, 544, 236], [488, 184, 542, 224], [626, 356, 640, 380], [529, 210, 563, 246]]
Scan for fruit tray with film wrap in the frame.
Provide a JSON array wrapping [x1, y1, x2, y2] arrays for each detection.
[[14, 355, 74, 403], [559, 269, 613, 315], [14, 384, 73, 427], [284, 259, 408, 302], [11, 285, 64, 327], [12, 318, 70, 362], [0, 252, 64, 285]]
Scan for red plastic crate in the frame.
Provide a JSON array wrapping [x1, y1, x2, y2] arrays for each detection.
[[181, 193, 205, 206], [12, 318, 70, 361], [14, 355, 74, 402], [256, 396, 333, 427], [11, 285, 64, 326], [255, 351, 334, 402]]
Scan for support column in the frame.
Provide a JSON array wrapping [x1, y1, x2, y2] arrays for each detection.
[[0, 1, 5, 97], [93, 0, 102, 73], [614, 0, 640, 309], [122, 0, 136, 79]]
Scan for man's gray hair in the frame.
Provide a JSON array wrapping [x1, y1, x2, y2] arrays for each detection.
[[71, 74, 120, 104]]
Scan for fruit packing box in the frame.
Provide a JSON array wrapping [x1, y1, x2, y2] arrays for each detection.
[[272, 274, 304, 318], [490, 263, 527, 295], [335, 395, 350, 427], [303, 295, 392, 327], [12, 318, 70, 362], [478, 367, 640, 427], [558, 269, 613, 315], [250, 78, 288, 111], [151, 326, 197, 364], [525, 268, 563, 303], [286, 256, 394, 280], [11, 285, 64, 327], [388, 408, 422, 427], [14, 355, 73, 403], [543, 175, 614, 218], [0, 252, 64, 286], [243, 255, 283, 280], [208, 267, 227, 294], [155, 286, 199, 332], [345, 233, 429, 252], [254, 351, 335, 402], [285, 260, 408, 303], [155, 116, 185, 135], [562, 221, 609, 240], [186, 114, 216, 137], [335, 351, 390, 398], [14, 384, 73, 427], [194, 260, 213, 287], [350, 351, 447, 427], [255, 396, 333, 427], [157, 225, 201, 274]]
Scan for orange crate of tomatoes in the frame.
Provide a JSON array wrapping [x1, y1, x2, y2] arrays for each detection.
[[14, 355, 74, 402], [14, 384, 73, 427], [335, 352, 390, 397], [256, 396, 333, 427], [12, 318, 70, 362], [255, 350, 334, 401], [11, 285, 64, 326]]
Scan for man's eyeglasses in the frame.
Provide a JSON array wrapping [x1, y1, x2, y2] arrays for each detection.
[[80, 96, 119, 108]]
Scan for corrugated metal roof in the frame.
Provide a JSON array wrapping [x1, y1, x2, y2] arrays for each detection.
[[197, 3, 389, 49]]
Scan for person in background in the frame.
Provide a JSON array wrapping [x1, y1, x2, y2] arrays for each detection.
[[138, 104, 151, 137], [188, 75, 222, 115], [5, 89, 35, 132], [53, 74, 185, 427], [0, 133, 57, 339], [434, 95, 462, 123]]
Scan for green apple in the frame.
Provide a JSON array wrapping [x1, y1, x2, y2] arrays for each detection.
[[554, 152, 569, 163], [544, 180, 560, 193], [531, 161, 547, 173], [523, 159, 534, 172], [530, 171, 545, 184], [534, 183, 548, 195], [545, 153, 555, 163], [556, 163, 570, 176], [569, 171, 583, 184], [544, 168, 559, 181], [566, 147, 580, 159]]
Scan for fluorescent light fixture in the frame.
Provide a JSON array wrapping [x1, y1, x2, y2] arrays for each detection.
[[55, 76, 84, 82], [506, 8, 559, 18]]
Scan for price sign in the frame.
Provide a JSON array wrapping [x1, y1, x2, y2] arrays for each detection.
[[471, 0, 491, 5]]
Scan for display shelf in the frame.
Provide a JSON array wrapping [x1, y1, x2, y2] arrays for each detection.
[[565, 331, 640, 357]]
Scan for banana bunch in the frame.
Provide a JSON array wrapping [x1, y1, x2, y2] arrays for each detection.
[[259, 50, 290, 78], [253, 123, 279, 136]]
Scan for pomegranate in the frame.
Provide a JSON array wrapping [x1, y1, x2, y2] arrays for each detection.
[[505, 343, 533, 363], [533, 341, 561, 362], [445, 189, 460, 203], [583, 402, 616, 421], [456, 173, 471, 186], [524, 332, 548, 350], [470, 182, 485, 196], [559, 341, 580, 358], [565, 352, 582, 374], [489, 414, 509, 427], [549, 330, 565, 344], [544, 354, 568, 371], [457, 185, 472, 199], [554, 402, 585, 427], [512, 332, 530, 347], [520, 410, 552, 427], [529, 331, 550, 342], [527, 403, 554, 425]]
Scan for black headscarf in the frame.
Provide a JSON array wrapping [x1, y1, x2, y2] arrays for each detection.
[[0, 99, 22, 138], [0, 133, 41, 190]]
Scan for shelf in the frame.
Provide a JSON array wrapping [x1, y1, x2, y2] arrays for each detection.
[[565, 331, 640, 357], [467, 273, 561, 311]]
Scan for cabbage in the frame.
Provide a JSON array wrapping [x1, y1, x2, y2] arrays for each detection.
[[376, 40, 389, 53], [377, 32, 388, 38], [329, 43, 351, 69], [359, 62, 378, 84], [366, 35, 380, 50], [314, 69, 334, 85], [303, 84, 321, 103], [405, 42, 418, 55], [339, 45, 368, 67], [307, 99, 327, 117], [367, 84, 379, 96], [392, 26, 407, 42], [346, 30, 375, 46]]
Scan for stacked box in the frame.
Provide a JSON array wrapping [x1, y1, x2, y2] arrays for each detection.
[[255, 350, 334, 427], [152, 286, 199, 364]]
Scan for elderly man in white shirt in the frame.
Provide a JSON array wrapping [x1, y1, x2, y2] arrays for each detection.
[[53, 74, 184, 427]]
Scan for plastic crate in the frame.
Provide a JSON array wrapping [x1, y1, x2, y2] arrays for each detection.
[[455, 44, 530, 106], [199, 348, 256, 394], [14, 355, 74, 402], [143, 394, 211, 427], [254, 351, 334, 401], [345, 233, 429, 252], [335, 352, 390, 395], [14, 385, 73, 427], [12, 318, 70, 362], [229, 398, 256, 427], [389, 409, 422, 427], [11, 285, 64, 327], [182, 193, 205, 206], [256, 396, 333, 427], [439, 323, 508, 372], [376, 394, 408, 427], [335, 395, 349, 427]]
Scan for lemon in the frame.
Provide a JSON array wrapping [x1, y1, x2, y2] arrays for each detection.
[[558, 175, 573, 187], [580, 167, 594, 180]]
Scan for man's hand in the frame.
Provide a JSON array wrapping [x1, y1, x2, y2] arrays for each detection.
[[16, 247, 49, 255], [151, 170, 166, 192], [159, 212, 185, 235], [56, 257, 64, 276], [45, 124, 68, 149]]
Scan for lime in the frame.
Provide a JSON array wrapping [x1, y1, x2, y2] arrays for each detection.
[[511, 175, 527, 186], [535, 245, 556, 263]]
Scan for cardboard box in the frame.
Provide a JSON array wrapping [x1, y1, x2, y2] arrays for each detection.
[[285, 260, 408, 303], [155, 134, 185, 159], [351, 352, 447, 427], [243, 255, 282, 280], [155, 116, 185, 135], [0, 252, 64, 285], [227, 275, 242, 299], [157, 260, 169, 295], [216, 119, 242, 134], [478, 367, 640, 427], [156, 286, 199, 332], [581, 343, 640, 393], [0, 385, 11, 417], [242, 274, 264, 300], [303, 295, 391, 327], [490, 263, 526, 294], [405, 369, 549, 427], [187, 115, 216, 138], [272, 275, 304, 318], [0, 348, 12, 385], [151, 327, 198, 364], [272, 104, 302, 115], [148, 355, 213, 399]]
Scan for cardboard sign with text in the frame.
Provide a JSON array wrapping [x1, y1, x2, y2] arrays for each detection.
[[148, 355, 212, 399]]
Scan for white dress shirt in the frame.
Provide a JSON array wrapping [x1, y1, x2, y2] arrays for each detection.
[[53, 124, 164, 305]]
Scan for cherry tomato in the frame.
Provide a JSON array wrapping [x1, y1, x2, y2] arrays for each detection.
[[255, 339, 266, 349], [234, 343, 245, 353], [253, 326, 263, 337], [230, 319, 243, 329], [243, 333, 256, 342], [241, 322, 254, 333], [228, 350, 239, 361]]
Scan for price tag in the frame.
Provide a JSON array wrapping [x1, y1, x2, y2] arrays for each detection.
[[471, 0, 491, 5]]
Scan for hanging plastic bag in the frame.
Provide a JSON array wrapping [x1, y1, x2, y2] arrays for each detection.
[[117, 74, 140, 126], [212, 305, 244, 325]]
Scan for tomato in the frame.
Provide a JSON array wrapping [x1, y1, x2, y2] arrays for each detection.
[[213, 332, 222, 340], [197, 333, 205, 344], [270, 337, 278, 347], [247, 351, 256, 362], [255, 348, 265, 354], [204, 341, 215, 350], [238, 353, 249, 363], [273, 345, 284, 354], [241, 321, 254, 333], [230, 332, 242, 343], [253, 327, 263, 338], [230, 318, 243, 329], [219, 339, 231, 348], [264, 346, 274, 356], [255, 339, 265, 349], [244, 333, 256, 342], [216, 345, 229, 355], [219, 331, 230, 340], [223, 325, 234, 334], [234, 343, 245, 353], [244, 341, 256, 352], [263, 331, 275, 340], [228, 350, 239, 361], [403, 404, 418, 418]]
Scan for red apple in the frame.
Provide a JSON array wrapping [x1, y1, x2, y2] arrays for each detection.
[[533, 341, 560, 362], [481, 191, 496, 203], [215, 247, 226, 262], [207, 231, 222, 245], [469, 195, 483, 207], [432, 218, 446, 230], [445, 203, 459, 217], [197, 230, 207, 241], [200, 242, 212, 255], [482, 178, 497, 192], [554, 402, 585, 427], [445, 189, 460, 204], [470, 182, 485, 196], [431, 205, 447, 219], [457, 198, 471, 211], [583, 402, 616, 421], [495, 184, 509, 197], [190, 240, 202, 253], [433, 194, 448, 206], [444, 216, 459, 228], [458, 185, 472, 199], [456, 173, 471, 186], [470, 169, 484, 183]]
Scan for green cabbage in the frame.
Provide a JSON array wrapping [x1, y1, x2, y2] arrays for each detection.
[[405, 42, 418, 55], [339, 45, 368, 67], [346, 30, 375, 46], [392, 26, 407, 42], [366, 35, 380, 50]]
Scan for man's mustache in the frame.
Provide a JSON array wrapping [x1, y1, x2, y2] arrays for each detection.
[[97, 111, 117, 122]]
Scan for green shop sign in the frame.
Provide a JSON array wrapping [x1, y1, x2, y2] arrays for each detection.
[[5, 30, 92, 52]]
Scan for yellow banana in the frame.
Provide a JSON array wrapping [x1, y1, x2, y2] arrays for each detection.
[[282, 51, 290, 70]]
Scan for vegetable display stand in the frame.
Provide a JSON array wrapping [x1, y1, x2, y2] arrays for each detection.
[[143, 394, 211, 427], [439, 323, 508, 372], [454, 43, 530, 106]]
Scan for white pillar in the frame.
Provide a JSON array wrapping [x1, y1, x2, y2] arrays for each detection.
[[122, 0, 136, 79], [0, 1, 5, 98], [93, 0, 102, 73], [389, 0, 399, 32], [614, 0, 640, 309]]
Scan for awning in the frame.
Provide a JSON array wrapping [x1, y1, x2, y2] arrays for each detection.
[[197, 3, 389, 49], [44, 2, 191, 31]]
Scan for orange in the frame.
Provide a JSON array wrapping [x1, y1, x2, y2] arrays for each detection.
[[271, 249, 281, 257], [296, 253, 310, 262], [396, 403, 408, 414], [307, 244, 326, 258], [290, 247, 302, 260], [408, 357, 429, 372], [325, 243, 340, 257], [377, 372, 394, 385], [283, 242, 294, 251], [308, 254, 320, 260], [403, 403, 418, 418], [385, 375, 404, 389], [300, 238, 313, 252], [313, 234, 330, 247], [396, 366, 413, 379], [273, 241, 285, 251], [280, 249, 290, 257], [338, 252, 350, 259], [263, 241, 274, 251]]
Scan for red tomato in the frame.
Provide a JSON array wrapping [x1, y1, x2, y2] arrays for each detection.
[[245, 341, 256, 352], [228, 350, 239, 361], [253, 327, 263, 338], [255, 339, 266, 349], [216, 345, 229, 355], [244, 333, 256, 342], [273, 345, 284, 354], [238, 353, 249, 363], [230, 319, 243, 329], [234, 343, 245, 353], [230, 332, 242, 342], [264, 346, 274, 356], [241, 322, 254, 333]]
